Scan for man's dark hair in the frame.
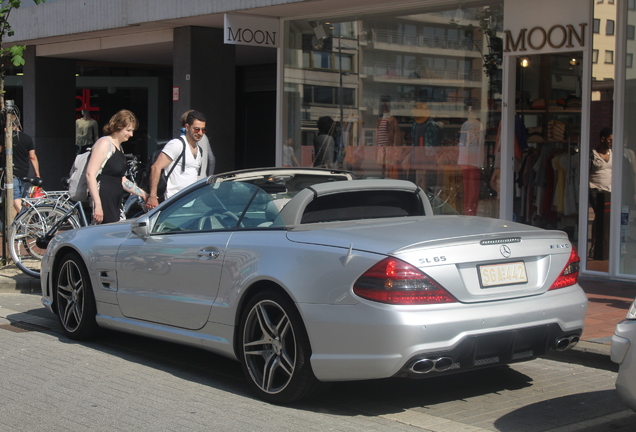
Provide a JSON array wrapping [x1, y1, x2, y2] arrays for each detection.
[[600, 127, 612, 140], [186, 110, 206, 125], [316, 116, 334, 135]]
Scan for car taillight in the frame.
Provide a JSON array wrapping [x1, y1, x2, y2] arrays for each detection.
[[549, 247, 580, 290], [353, 257, 457, 305]]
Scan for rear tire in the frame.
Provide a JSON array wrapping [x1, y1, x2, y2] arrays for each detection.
[[55, 252, 99, 340], [238, 289, 328, 404]]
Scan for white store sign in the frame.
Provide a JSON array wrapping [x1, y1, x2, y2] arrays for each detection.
[[503, 0, 590, 55], [224, 14, 279, 48]]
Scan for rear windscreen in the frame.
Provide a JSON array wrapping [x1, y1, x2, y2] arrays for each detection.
[[301, 190, 424, 223]]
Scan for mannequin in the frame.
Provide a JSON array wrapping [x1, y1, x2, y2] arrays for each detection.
[[410, 102, 439, 188], [458, 108, 484, 215], [76, 110, 99, 154], [375, 106, 402, 178]]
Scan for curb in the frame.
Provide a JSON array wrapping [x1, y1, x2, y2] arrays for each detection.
[[0, 264, 41, 292]]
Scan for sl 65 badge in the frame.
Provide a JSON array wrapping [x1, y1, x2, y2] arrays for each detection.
[[419, 256, 447, 264]]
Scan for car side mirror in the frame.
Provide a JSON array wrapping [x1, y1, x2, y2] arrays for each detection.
[[131, 214, 150, 238]]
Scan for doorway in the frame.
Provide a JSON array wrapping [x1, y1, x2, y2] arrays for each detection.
[[235, 64, 277, 169], [513, 52, 583, 251]]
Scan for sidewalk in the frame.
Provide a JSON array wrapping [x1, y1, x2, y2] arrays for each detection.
[[0, 262, 634, 350]]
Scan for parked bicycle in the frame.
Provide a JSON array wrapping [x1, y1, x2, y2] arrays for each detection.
[[123, 152, 148, 218], [8, 177, 88, 278], [8, 154, 145, 278]]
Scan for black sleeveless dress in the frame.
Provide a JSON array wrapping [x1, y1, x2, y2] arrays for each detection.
[[97, 146, 127, 224]]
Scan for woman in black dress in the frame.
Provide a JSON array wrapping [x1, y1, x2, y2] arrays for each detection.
[[86, 110, 147, 224]]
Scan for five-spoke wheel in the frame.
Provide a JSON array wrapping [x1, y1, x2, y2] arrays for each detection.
[[55, 253, 98, 340], [239, 290, 326, 404]]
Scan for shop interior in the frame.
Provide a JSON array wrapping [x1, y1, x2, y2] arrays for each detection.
[[513, 52, 585, 256]]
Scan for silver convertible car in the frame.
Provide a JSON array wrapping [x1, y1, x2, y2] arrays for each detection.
[[41, 168, 588, 404]]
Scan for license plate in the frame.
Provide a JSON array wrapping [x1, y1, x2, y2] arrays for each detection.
[[479, 261, 528, 288]]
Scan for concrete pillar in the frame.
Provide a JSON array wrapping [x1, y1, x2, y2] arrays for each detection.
[[23, 47, 76, 189], [174, 27, 236, 174]]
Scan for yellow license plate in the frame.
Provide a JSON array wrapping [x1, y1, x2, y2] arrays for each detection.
[[479, 261, 528, 288]]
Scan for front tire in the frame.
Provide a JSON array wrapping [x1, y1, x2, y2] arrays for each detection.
[[239, 289, 327, 404], [55, 252, 99, 340]]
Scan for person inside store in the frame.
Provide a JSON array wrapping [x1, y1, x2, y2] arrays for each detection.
[[86, 109, 147, 224], [179, 109, 215, 179], [75, 109, 99, 154], [0, 112, 40, 215], [589, 127, 613, 260], [146, 110, 205, 210]]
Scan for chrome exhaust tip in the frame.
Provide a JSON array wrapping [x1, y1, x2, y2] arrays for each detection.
[[409, 357, 454, 374], [555, 335, 580, 351]]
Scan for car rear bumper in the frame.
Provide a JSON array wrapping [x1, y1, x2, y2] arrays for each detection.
[[611, 319, 636, 412], [300, 285, 587, 381], [394, 323, 579, 378]]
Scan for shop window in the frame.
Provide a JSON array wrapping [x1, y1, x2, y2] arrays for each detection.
[[629, 25, 636, 40], [606, 20, 615, 36], [283, 2, 504, 220], [593, 19, 600, 34], [593, 49, 599, 64], [605, 50, 614, 64]]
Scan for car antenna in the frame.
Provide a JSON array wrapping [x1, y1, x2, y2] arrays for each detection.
[[343, 244, 354, 266]]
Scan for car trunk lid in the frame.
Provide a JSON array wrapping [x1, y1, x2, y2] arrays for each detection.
[[286, 216, 574, 302]]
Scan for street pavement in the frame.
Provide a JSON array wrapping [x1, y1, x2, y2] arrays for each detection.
[[1, 264, 636, 431]]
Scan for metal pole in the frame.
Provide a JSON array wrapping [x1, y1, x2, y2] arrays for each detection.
[[338, 33, 344, 169], [3, 103, 15, 265]]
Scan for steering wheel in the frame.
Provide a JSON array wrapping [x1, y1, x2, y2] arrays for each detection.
[[201, 210, 243, 228]]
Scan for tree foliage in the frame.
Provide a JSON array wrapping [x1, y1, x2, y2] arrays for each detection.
[[0, 0, 47, 103], [455, 5, 504, 95]]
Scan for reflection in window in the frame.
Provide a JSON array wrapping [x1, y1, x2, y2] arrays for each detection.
[[283, 3, 503, 221], [620, 2, 636, 277]]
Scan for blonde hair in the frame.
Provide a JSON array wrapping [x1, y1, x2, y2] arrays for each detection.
[[103, 109, 138, 135]]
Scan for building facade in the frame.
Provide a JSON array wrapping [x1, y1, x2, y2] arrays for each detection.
[[5, 0, 636, 281]]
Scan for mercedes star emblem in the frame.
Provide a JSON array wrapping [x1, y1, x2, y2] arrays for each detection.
[[500, 245, 512, 258]]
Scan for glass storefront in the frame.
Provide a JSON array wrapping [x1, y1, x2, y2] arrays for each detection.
[[619, 0, 636, 276], [283, 1, 504, 218]]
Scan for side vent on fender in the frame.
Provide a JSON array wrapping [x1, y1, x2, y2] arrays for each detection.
[[99, 271, 118, 291]]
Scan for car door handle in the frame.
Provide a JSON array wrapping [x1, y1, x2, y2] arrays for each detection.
[[198, 249, 220, 259]]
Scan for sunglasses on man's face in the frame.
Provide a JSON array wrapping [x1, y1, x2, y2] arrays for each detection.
[[191, 126, 207, 133]]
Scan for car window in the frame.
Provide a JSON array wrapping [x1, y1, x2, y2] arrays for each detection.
[[301, 190, 425, 223], [151, 182, 281, 233]]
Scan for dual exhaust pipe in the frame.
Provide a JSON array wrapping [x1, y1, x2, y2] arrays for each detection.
[[409, 335, 579, 374], [409, 357, 454, 374], [555, 335, 580, 351]]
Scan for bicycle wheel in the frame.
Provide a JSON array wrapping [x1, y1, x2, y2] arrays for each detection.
[[9, 205, 81, 278]]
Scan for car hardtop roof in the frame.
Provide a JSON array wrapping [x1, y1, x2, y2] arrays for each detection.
[[280, 178, 430, 225], [209, 167, 354, 183], [302, 178, 421, 195]]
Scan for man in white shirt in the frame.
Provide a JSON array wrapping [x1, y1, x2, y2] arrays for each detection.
[[146, 110, 205, 209]]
